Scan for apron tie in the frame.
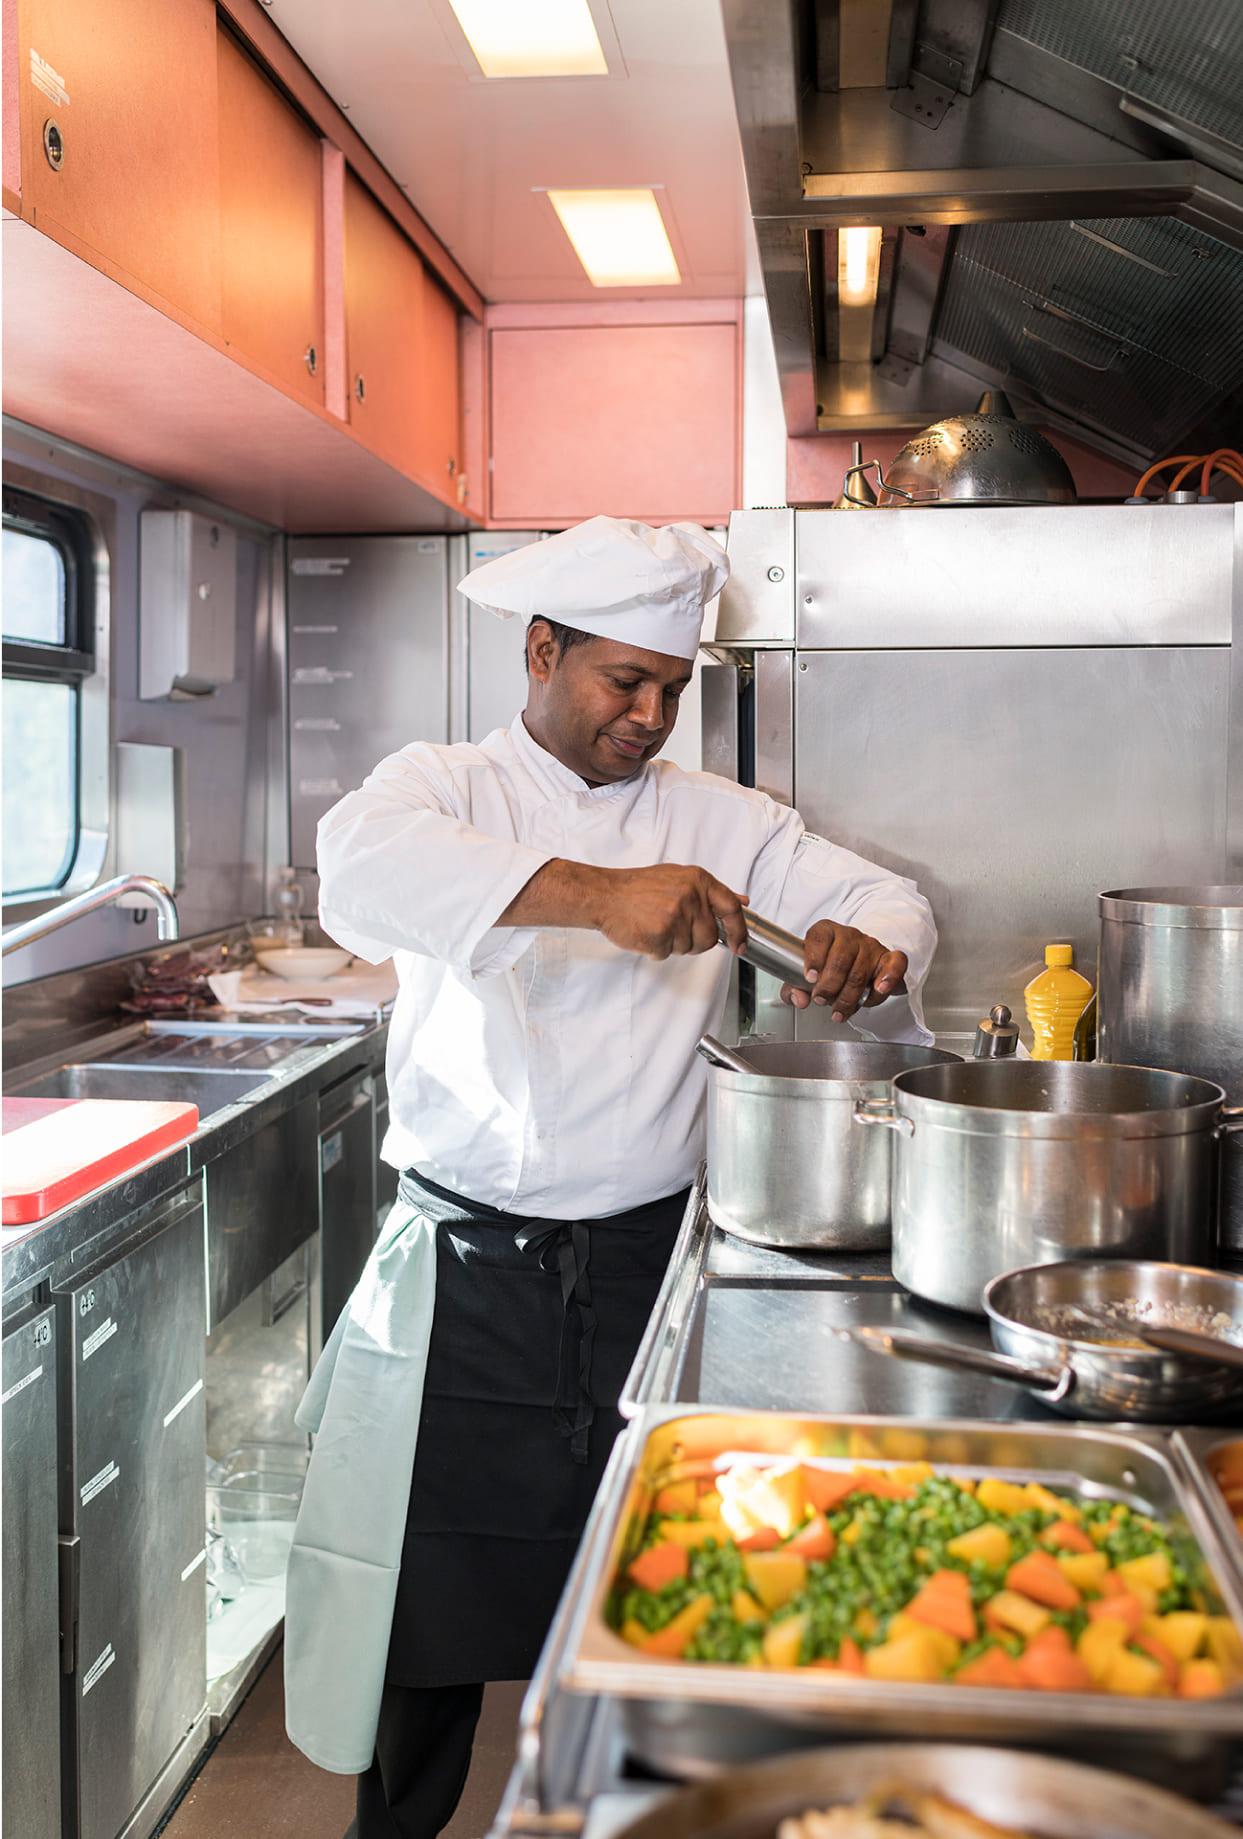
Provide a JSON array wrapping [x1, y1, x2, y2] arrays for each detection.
[[513, 1219, 597, 1465]]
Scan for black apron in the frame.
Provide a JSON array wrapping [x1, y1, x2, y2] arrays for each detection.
[[385, 1169, 687, 1687]]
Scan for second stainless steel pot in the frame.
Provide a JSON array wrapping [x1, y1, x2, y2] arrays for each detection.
[[856, 1060, 1230, 1314], [706, 1039, 960, 1251]]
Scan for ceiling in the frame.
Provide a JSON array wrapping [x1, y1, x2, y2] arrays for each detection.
[[263, 0, 754, 302]]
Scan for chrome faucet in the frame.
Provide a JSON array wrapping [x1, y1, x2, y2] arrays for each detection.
[[1, 874, 180, 957]]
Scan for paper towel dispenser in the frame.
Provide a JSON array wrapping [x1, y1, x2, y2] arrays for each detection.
[[140, 509, 237, 700]]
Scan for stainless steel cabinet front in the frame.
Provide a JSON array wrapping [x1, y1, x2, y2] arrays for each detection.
[[206, 1095, 318, 1329], [59, 1185, 207, 1839], [791, 646, 1230, 1027], [2, 1305, 61, 1839], [319, 1069, 377, 1338]]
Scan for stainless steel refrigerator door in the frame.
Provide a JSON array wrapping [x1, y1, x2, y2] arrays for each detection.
[[792, 646, 1230, 1028], [2, 1305, 61, 1839], [61, 1185, 207, 1839], [456, 530, 543, 744], [287, 537, 451, 869]]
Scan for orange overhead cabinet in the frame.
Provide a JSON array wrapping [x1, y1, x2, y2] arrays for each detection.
[[344, 171, 460, 494], [17, 0, 222, 329], [217, 25, 324, 405]]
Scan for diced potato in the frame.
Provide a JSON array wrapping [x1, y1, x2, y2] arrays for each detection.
[[1180, 1659, 1226, 1699], [697, 1488, 723, 1518], [641, 1594, 716, 1658], [841, 1516, 864, 1547], [986, 1590, 1050, 1639], [1088, 1520, 1114, 1547], [1205, 1616, 1243, 1678], [888, 1612, 961, 1670], [976, 1478, 1030, 1517], [743, 1550, 808, 1612], [731, 1589, 766, 1623], [1055, 1551, 1110, 1593], [863, 1629, 946, 1683], [656, 1518, 728, 1549], [1102, 1647, 1165, 1697], [718, 1461, 807, 1539], [852, 1607, 878, 1639], [1077, 1618, 1130, 1684], [1146, 1612, 1207, 1663], [762, 1613, 807, 1669], [621, 1618, 649, 1648], [653, 1481, 699, 1515], [1025, 1482, 1079, 1520], [1116, 1552, 1172, 1595], [947, 1523, 1012, 1568]]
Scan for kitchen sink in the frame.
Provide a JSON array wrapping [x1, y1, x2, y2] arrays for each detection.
[[11, 1064, 271, 1121]]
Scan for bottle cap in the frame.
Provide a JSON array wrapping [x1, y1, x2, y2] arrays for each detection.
[[1045, 943, 1074, 968]]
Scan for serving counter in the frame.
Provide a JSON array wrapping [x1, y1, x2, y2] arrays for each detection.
[[491, 1178, 1243, 1839]]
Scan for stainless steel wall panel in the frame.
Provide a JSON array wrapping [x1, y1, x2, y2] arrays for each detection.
[[2, 1305, 61, 1839], [792, 646, 1230, 1027], [457, 531, 543, 743], [718, 510, 796, 646], [753, 651, 794, 808], [700, 664, 740, 783], [795, 504, 1234, 649], [287, 538, 450, 870]]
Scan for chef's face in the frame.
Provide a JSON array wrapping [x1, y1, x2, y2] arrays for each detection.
[[525, 622, 693, 784]]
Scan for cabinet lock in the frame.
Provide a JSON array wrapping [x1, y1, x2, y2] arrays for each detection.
[[43, 119, 64, 170], [304, 345, 318, 376]]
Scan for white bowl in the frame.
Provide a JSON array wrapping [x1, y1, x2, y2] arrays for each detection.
[[256, 946, 352, 981]]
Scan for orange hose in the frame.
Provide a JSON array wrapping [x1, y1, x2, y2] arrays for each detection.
[[1166, 458, 1203, 493], [1132, 454, 1199, 496], [1201, 448, 1243, 498]]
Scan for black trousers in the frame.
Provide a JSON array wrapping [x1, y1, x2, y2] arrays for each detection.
[[354, 1681, 483, 1839]]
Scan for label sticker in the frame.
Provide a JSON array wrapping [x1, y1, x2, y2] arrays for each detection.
[[416, 540, 440, 554], [293, 718, 341, 733], [82, 1644, 115, 1697], [162, 1377, 204, 1429], [180, 1547, 207, 1583], [292, 666, 353, 686], [321, 1131, 344, 1174], [291, 557, 350, 577], [2, 1364, 42, 1405], [299, 778, 342, 797], [81, 1317, 118, 1362], [30, 49, 70, 107], [292, 624, 339, 635], [80, 1460, 120, 1507]]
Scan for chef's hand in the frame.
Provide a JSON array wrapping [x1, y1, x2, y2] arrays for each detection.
[[597, 864, 749, 961], [780, 921, 907, 1022]]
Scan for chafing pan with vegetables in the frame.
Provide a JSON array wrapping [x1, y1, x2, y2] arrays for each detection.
[[607, 1457, 1241, 1698]]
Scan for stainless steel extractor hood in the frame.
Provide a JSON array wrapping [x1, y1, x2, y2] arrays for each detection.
[[724, 0, 1243, 466]]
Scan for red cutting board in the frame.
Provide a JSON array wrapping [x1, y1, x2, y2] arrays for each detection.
[[2, 1096, 200, 1225]]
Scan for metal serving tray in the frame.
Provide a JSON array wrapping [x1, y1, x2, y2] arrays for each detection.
[[537, 1408, 1243, 1787], [1176, 1429, 1243, 1589]]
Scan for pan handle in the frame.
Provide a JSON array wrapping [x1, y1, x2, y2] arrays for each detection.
[[849, 1326, 1076, 1401], [853, 1098, 914, 1138], [1216, 1105, 1243, 1139], [696, 1034, 757, 1075]]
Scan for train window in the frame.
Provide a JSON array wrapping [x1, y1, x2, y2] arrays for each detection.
[[2, 489, 95, 900]]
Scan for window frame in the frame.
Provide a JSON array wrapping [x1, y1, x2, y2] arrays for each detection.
[[1, 469, 112, 914]]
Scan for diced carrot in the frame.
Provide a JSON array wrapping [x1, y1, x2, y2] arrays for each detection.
[[1043, 1520, 1096, 1555], [1006, 1550, 1081, 1610], [628, 1542, 689, 1592], [1017, 1643, 1096, 1693], [1098, 1569, 1129, 1596], [738, 1525, 782, 1552], [653, 1481, 699, 1515], [1088, 1593, 1146, 1637], [955, 1648, 1025, 1689], [641, 1594, 715, 1657], [1135, 1633, 1179, 1691], [800, 1467, 860, 1513], [852, 1469, 915, 1502], [907, 1570, 977, 1644], [788, 1514, 836, 1561], [1023, 1625, 1072, 1656], [1180, 1659, 1226, 1699]]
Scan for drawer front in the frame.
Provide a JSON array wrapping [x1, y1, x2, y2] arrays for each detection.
[[207, 1096, 318, 1328]]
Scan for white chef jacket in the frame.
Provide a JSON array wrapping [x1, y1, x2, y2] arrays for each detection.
[[317, 712, 937, 1220]]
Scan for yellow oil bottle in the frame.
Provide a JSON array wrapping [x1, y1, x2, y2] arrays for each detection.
[[1024, 944, 1094, 1061]]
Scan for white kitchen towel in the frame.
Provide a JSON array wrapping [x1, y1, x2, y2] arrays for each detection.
[[207, 963, 398, 1019]]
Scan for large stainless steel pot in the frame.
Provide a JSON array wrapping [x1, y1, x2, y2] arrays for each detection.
[[705, 1039, 960, 1251], [1099, 886, 1243, 1256], [855, 1061, 1229, 1314]]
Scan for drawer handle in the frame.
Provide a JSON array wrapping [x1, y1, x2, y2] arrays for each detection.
[[261, 1274, 308, 1327]]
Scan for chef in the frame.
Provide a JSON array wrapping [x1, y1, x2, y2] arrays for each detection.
[[284, 516, 937, 1839]]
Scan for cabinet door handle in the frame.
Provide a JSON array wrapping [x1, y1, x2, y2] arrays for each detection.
[[59, 1535, 80, 1676], [304, 344, 318, 376], [261, 1272, 308, 1328], [43, 118, 65, 170], [354, 374, 366, 403]]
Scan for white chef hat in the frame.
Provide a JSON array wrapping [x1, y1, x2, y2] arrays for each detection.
[[456, 516, 730, 662]]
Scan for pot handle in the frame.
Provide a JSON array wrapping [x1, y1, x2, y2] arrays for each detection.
[[849, 1326, 1076, 1402], [696, 1034, 757, 1076], [853, 1098, 914, 1138], [1217, 1105, 1243, 1140]]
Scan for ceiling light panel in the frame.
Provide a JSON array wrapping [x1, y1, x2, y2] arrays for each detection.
[[546, 188, 681, 286], [448, 0, 608, 78]]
